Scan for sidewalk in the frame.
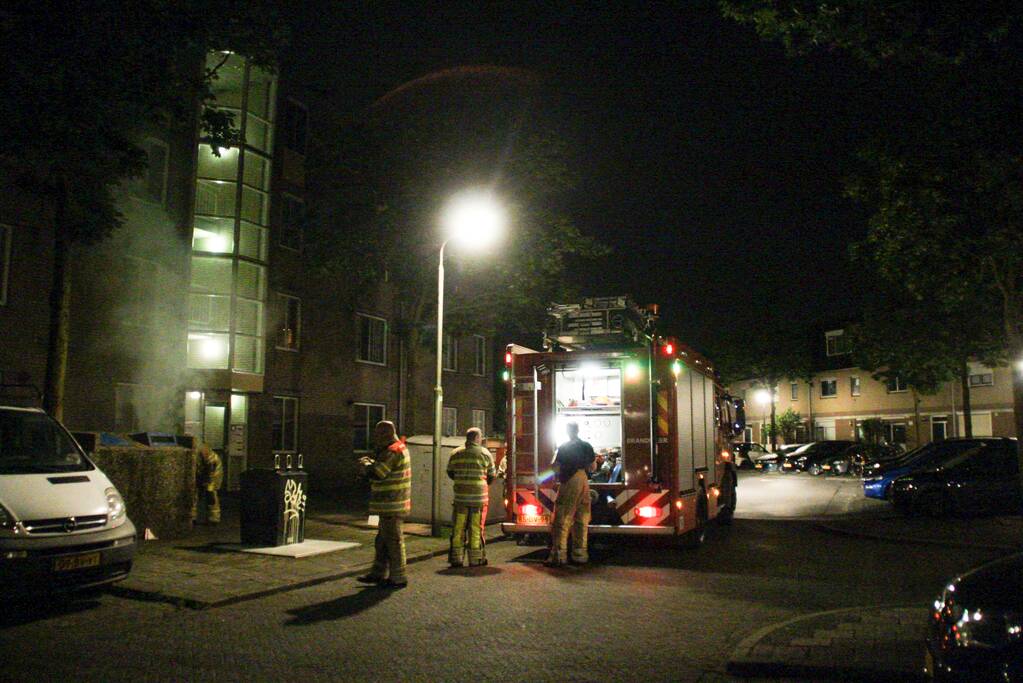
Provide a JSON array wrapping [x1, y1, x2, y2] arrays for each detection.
[[111, 503, 505, 609], [727, 606, 929, 681], [817, 514, 1023, 551]]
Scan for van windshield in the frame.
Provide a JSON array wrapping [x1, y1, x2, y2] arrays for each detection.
[[0, 409, 90, 474]]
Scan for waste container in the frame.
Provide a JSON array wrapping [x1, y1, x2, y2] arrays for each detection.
[[239, 457, 308, 547]]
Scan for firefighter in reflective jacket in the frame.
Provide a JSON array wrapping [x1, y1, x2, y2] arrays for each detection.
[[356, 421, 412, 588], [546, 421, 596, 567], [192, 442, 223, 525], [446, 427, 496, 567]]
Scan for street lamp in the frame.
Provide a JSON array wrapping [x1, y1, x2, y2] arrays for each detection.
[[431, 190, 505, 536]]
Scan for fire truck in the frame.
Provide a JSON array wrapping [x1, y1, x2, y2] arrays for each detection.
[[501, 296, 745, 546]]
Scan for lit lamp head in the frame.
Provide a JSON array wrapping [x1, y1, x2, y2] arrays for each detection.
[[754, 389, 772, 406], [443, 190, 505, 250]]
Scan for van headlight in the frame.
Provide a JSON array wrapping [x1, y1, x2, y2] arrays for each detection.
[[0, 503, 22, 536], [105, 487, 126, 526]]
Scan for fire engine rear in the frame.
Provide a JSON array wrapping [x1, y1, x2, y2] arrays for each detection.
[[501, 296, 745, 545]]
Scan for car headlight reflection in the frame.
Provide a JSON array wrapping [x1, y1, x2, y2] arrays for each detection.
[[105, 487, 126, 526], [953, 607, 1023, 649]]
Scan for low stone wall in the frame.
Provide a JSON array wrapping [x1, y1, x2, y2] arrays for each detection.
[[91, 446, 196, 539]]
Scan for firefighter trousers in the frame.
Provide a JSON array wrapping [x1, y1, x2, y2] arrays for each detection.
[[449, 504, 486, 566], [549, 470, 591, 565], [370, 515, 407, 584], [192, 487, 221, 524]]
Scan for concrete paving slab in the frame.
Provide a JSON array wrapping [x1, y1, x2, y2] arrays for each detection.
[[234, 539, 362, 557]]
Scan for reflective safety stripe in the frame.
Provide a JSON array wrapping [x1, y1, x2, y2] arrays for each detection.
[[447, 444, 495, 506], [369, 444, 412, 516]]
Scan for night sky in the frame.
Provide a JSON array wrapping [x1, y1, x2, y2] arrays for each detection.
[[301, 2, 887, 354]]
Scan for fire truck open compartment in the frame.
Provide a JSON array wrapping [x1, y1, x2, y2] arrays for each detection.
[[553, 364, 622, 453]]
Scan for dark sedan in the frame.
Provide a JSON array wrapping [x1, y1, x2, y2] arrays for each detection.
[[890, 438, 1021, 516], [781, 441, 856, 475], [926, 552, 1023, 681]]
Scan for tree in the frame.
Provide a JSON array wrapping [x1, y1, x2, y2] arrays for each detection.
[[0, 3, 288, 418], [305, 67, 606, 432], [721, 0, 1023, 440], [776, 408, 802, 443]]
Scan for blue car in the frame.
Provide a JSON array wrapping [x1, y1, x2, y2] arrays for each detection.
[[862, 439, 1000, 500]]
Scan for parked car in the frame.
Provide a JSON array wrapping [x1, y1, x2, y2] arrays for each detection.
[[890, 438, 1020, 516], [925, 551, 1023, 681], [779, 442, 815, 472], [848, 443, 906, 476], [731, 442, 774, 470], [863, 438, 1007, 501], [0, 406, 137, 596], [781, 441, 856, 475]]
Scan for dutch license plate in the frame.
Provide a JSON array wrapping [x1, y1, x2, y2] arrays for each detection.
[[520, 514, 549, 526], [53, 552, 101, 572]]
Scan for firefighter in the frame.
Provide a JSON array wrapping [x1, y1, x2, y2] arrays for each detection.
[[356, 420, 412, 588], [192, 442, 223, 525], [546, 421, 596, 567], [446, 427, 496, 567]]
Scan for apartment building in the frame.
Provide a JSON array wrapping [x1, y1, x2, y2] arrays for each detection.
[[730, 328, 1017, 449], [0, 51, 499, 495]]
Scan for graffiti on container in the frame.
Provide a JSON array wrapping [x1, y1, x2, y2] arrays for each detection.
[[283, 479, 307, 544]]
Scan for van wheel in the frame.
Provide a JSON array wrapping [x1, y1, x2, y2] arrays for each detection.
[[681, 494, 708, 549], [717, 473, 736, 526]]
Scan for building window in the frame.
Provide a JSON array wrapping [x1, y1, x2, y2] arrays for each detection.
[[931, 417, 948, 441], [884, 422, 907, 444], [473, 335, 486, 376], [280, 194, 304, 252], [352, 403, 385, 452], [129, 138, 169, 205], [275, 293, 300, 351], [790, 383, 798, 401], [272, 396, 299, 453], [825, 329, 851, 356], [820, 379, 838, 398], [280, 98, 308, 156], [442, 406, 458, 436], [356, 313, 387, 365], [886, 375, 908, 393], [443, 332, 458, 372], [0, 224, 10, 306], [968, 365, 994, 387], [850, 376, 861, 396], [471, 408, 486, 434]]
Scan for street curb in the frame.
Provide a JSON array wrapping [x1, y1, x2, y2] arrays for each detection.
[[726, 605, 926, 682], [813, 520, 1022, 552], [108, 534, 509, 610]]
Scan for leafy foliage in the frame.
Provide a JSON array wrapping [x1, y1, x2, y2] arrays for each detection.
[[776, 408, 802, 442]]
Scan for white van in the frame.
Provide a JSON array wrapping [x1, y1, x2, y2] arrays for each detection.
[[0, 406, 136, 594]]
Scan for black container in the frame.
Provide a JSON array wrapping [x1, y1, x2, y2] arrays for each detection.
[[239, 465, 308, 547]]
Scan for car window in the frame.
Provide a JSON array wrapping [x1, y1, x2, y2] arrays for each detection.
[[753, 445, 766, 453], [945, 444, 1018, 475], [0, 410, 90, 473]]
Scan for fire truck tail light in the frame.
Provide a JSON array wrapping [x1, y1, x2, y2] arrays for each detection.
[[520, 504, 540, 517], [636, 506, 658, 519], [505, 351, 513, 365]]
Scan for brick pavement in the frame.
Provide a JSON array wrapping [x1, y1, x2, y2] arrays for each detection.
[[111, 504, 505, 609], [727, 606, 929, 681]]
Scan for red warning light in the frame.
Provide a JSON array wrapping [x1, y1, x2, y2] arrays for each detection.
[[636, 506, 659, 519], [663, 343, 674, 356], [505, 351, 513, 365]]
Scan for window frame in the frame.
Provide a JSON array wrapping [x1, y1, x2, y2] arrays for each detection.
[[790, 382, 798, 401], [352, 402, 385, 453], [442, 406, 458, 437], [819, 378, 838, 398], [472, 335, 486, 376], [968, 372, 994, 387], [931, 416, 948, 442], [471, 408, 486, 433], [884, 422, 907, 445], [825, 329, 851, 357], [0, 224, 11, 306], [279, 193, 304, 253], [275, 292, 301, 351], [272, 395, 299, 453], [355, 313, 388, 366], [850, 376, 861, 397], [442, 332, 458, 372], [886, 375, 908, 393]]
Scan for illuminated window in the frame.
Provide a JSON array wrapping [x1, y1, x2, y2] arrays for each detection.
[[352, 403, 384, 452], [276, 293, 300, 351], [272, 396, 299, 453], [443, 332, 458, 372], [442, 406, 458, 436], [825, 330, 851, 356], [356, 313, 387, 365], [473, 335, 486, 376], [850, 376, 861, 396], [820, 379, 838, 398]]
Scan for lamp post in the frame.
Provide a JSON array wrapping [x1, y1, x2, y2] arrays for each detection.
[[431, 190, 504, 536]]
